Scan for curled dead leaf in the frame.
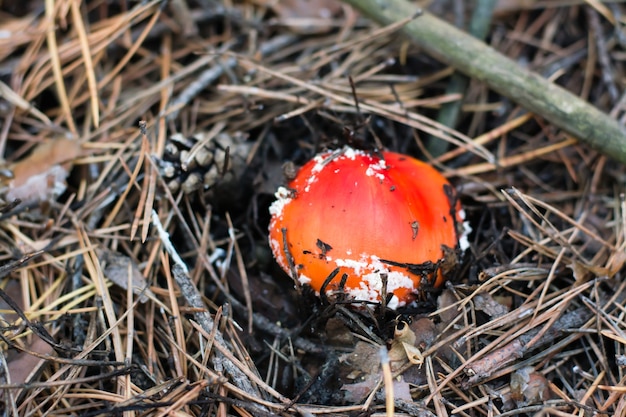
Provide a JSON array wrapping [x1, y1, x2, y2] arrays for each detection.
[[401, 342, 424, 366], [1, 139, 81, 205], [389, 320, 423, 371]]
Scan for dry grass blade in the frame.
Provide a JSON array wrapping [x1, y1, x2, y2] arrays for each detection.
[[44, 0, 76, 134], [69, 0, 99, 128], [0, 81, 51, 126]]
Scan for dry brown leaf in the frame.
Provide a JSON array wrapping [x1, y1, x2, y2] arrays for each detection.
[[607, 247, 626, 277], [392, 377, 412, 402], [325, 317, 355, 346], [437, 289, 459, 325], [340, 374, 379, 403], [339, 341, 379, 400], [401, 342, 424, 366], [567, 260, 613, 284], [341, 323, 423, 402], [1, 139, 81, 205], [0, 279, 24, 325], [99, 249, 154, 303], [227, 270, 297, 324], [510, 366, 552, 407], [268, 0, 344, 33], [271, 0, 342, 19], [339, 341, 380, 379], [409, 317, 438, 348], [389, 321, 423, 371], [7, 337, 53, 386]]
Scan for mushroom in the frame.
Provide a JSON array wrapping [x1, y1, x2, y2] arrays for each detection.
[[268, 146, 470, 309]]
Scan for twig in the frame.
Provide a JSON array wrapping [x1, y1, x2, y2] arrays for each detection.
[[586, 6, 619, 104], [44, 0, 77, 134], [0, 348, 17, 416], [0, 80, 52, 126], [379, 347, 394, 417], [166, 34, 298, 121], [150, 210, 264, 402], [70, 0, 100, 128], [463, 306, 592, 386], [340, 0, 626, 164]]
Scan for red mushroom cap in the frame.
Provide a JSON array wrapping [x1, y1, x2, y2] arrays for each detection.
[[268, 146, 469, 309]]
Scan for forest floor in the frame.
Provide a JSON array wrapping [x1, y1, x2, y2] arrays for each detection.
[[1, 0, 626, 416]]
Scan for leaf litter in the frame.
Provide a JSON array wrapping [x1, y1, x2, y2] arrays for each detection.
[[0, 0, 625, 416]]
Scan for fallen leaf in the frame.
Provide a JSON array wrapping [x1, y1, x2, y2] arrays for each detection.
[[1, 139, 81, 205], [271, 0, 342, 19], [392, 377, 412, 402], [389, 320, 423, 371], [0, 278, 24, 324], [401, 343, 424, 366], [7, 337, 53, 386], [99, 249, 153, 303], [409, 317, 438, 348], [340, 335, 417, 403], [339, 340, 380, 379], [437, 289, 458, 325], [510, 366, 552, 406], [269, 0, 344, 33], [607, 248, 626, 277], [339, 340, 381, 401], [325, 317, 355, 347], [341, 374, 378, 403], [227, 270, 298, 325]]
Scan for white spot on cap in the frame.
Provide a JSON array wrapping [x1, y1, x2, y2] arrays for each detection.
[[457, 208, 472, 252], [268, 186, 292, 219], [298, 274, 312, 286], [341, 146, 359, 160], [331, 254, 417, 308], [365, 158, 387, 181], [268, 236, 287, 271]]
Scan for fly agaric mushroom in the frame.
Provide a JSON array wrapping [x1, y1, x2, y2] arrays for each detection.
[[268, 146, 470, 309]]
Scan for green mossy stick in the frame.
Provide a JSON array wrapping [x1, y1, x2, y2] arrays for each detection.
[[427, 0, 498, 157], [342, 0, 626, 164]]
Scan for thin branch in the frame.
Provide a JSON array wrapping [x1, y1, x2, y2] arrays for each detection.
[[151, 210, 265, 403], [340, 0, 626, 164]]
